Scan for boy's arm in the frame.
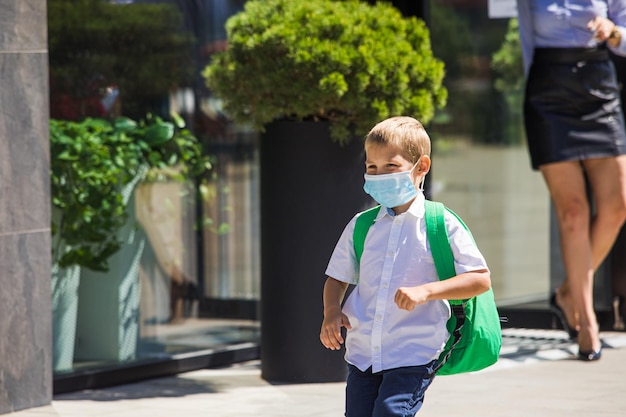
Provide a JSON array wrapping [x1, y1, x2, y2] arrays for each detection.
[[394, 270, 490, 312], [320, 277, 352, 350]]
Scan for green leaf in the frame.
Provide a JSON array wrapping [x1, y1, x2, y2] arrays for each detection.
[[113, 117, 138, 133], [170, 111, 186, 129], [144, 122, 174, 145]]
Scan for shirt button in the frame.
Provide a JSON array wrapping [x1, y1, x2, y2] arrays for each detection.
[[376, 314, 382, 320], [387, 251, 393, 257], [374, 346, 380, 352]]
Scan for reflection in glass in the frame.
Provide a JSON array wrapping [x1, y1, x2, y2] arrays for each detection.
[[49, 0, 259, 376], [428, 2, 550, 305]]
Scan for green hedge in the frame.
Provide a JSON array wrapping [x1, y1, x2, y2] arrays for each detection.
[[203, 0, 447, 142]]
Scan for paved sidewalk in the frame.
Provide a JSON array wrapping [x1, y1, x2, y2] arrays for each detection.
[[7, 329, 626, 417]]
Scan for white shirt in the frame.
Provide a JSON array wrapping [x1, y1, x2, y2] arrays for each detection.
[[325, 193, 489, 373]]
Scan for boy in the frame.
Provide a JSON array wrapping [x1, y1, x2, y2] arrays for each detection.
[[320, 116, 491, 417]]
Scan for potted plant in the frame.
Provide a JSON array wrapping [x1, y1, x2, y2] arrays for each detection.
[[50, 114, 211, 370], [203, 0, 446, 143], [202, 0, 447, 383]]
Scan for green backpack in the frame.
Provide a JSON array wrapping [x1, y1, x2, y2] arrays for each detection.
[[353, 200, 502, 375]]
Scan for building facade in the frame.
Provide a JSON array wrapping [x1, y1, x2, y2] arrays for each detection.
[[0, 1, 52, 414], [3, 0, 626, 413]]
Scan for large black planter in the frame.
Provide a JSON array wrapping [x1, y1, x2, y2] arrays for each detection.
[[260, 121, 373, 383]]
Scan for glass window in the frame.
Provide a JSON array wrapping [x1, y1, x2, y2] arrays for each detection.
[[49, 0, 259, 376], [427, 2, 550, 306]]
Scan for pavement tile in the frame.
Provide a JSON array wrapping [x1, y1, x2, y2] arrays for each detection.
[[5, 329, 626, 417]]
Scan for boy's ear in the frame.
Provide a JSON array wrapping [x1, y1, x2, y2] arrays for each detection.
[[417, 155, 431, 175]]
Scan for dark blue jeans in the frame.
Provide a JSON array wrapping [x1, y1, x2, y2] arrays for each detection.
[[345, 361, 437, 417]]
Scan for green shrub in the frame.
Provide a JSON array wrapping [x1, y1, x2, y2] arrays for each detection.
[[492, 19, 524, 95], [203, 0, 447, 143], [50, 115, 212, 271]]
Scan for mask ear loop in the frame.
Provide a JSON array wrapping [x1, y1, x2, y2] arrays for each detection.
[[413, 157, 427, 191], [417, 175, 426, 191]]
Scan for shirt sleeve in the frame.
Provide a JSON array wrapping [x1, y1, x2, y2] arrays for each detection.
[[609, 0, 626, 56], [324, 215, 359, 284], [444, 211, 490, 275], [516, 0, 535, 76]]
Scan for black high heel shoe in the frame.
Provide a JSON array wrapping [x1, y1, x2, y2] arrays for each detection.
[[550, 292, 579, 340], [578, 348, 602, 362]]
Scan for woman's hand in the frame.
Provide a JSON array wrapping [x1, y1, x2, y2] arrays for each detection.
[[588, 16, 620, 46]]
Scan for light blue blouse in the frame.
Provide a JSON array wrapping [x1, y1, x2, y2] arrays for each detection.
[[517, 0, 626, 74]]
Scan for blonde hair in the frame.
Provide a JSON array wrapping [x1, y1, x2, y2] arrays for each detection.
[[364, 116, 431, 163]]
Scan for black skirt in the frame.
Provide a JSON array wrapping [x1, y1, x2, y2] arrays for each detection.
[[523, 46, 626, 170]]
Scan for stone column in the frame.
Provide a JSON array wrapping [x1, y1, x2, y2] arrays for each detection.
[[0, 1, 51, 414]]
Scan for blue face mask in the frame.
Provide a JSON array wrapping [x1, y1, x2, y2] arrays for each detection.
[[363, 164, 422, 208]]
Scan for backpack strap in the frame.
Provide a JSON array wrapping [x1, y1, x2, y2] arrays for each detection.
[[424, 200, 472, 306], [354, 205, 381, 264], [424, 199, 467, 375], [424, 200, 455, 280]]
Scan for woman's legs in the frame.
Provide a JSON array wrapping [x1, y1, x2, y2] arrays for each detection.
[[540, 161, 597, 352], [583, 155, 626, 271], [581, 156, 626, 349], [540, 156, 626, 354]]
